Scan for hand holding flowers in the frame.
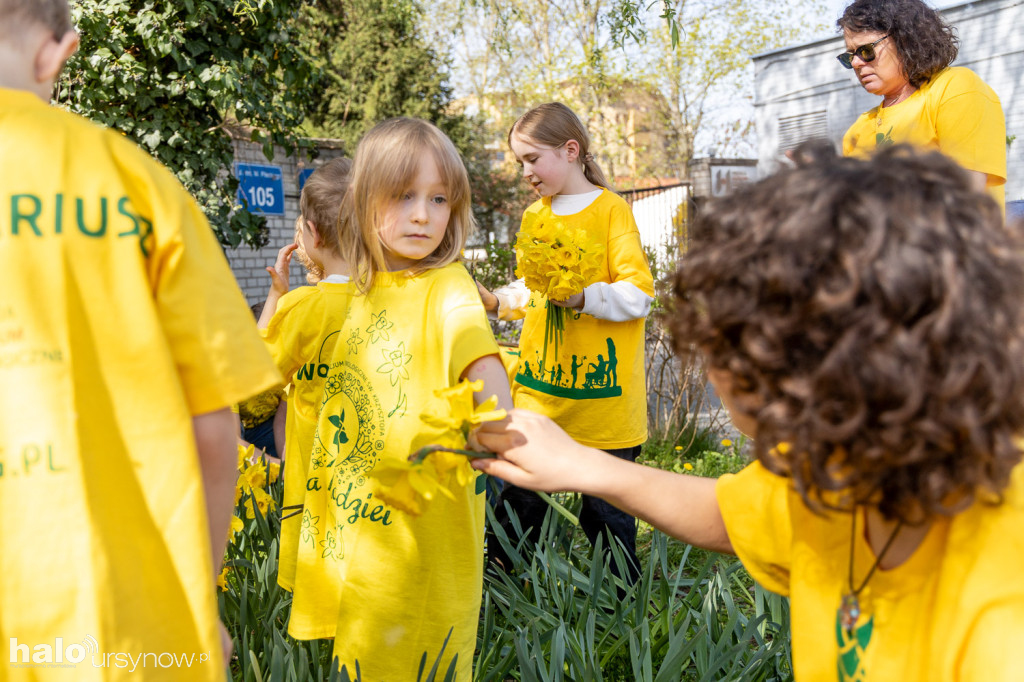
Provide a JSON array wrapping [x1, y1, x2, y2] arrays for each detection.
[[514, 215, 603, 363], [370, 379, 578, 524]]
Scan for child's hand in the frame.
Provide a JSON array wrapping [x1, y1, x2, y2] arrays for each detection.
[[472, 408, 600, 493], [476, 281, 499, 313], [550, 291, 584, 310], [266, 243, 298, 296]]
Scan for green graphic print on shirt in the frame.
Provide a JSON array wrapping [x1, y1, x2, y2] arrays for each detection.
[[836, 614, 873, 682], [515, 334, 623, 399]]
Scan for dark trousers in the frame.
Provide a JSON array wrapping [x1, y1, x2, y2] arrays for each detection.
[[489, 445, 642, 585]]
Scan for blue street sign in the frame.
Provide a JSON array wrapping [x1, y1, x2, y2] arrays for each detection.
[[235, 163, 285, 216], [298, 168, 315, 192]]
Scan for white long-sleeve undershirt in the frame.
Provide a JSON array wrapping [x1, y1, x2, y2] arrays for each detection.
[[490, 189, 653, 322], [490, 278, 653, 322]]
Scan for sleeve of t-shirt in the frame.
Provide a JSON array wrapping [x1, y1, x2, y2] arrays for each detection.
[[933, 71, 1007, 184], [260, 287, 320, 383], [957, 598, 1024, 680], [439, 268, 501, 385], [715, 462, 794, 596], [605, 199, 655, 297], [147, 173, 282, 415]]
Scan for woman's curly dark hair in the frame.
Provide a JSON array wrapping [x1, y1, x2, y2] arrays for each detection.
[[838, 0, 958, 88], [669, 146, 1024, 524]]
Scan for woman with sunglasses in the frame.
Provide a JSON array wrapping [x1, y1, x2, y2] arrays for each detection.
[[838, 0, 1006, 208]]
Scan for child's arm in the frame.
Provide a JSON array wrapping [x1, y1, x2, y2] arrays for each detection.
[[191, 407, 240, 573], [273, 399, 287, 461], [550, 281, 653, 321], [474, 408, 733, 554], [477, 280, 530, 322], [257, 243, 298, 329], [461, 353, 515, 411]]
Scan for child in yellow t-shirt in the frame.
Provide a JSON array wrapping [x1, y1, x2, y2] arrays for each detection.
[[475, 147, 1024, 681], [477, 102, 654, 583], [258, 157, 353, 636], [0, 3, 282, 681], [286, 117, 512, 679]]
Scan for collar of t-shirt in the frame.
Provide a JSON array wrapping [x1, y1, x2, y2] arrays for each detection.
[[550, 189, 603, 216], [321, 274, 350, 284]]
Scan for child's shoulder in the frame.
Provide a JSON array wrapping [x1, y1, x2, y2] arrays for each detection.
[[267, 284, 338, 326], [592, 188, 632, 213], [6, 91, 194, 205]]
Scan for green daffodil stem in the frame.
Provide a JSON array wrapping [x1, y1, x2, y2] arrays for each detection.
[[536, 491, 579, 526], [409, 445, 499, 464]]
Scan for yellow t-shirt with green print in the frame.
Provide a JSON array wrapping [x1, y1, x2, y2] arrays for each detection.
[[512, 190, 654, 449], [842, 67, 1006, 209], [288, 264, 498, 679], [259, 281, 353, 632], [716, 460, 1024, 681], [0, 87, 281, 681]]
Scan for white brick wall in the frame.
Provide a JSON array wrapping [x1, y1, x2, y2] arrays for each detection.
[[225, 137, 347, 305]]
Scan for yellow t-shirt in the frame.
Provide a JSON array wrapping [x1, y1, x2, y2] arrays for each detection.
[[843, 67, 1006, 208], [0, 87, 281, 681], [717, 461, 1024, 681], [286, 264, 497, 680], [259, 281, 353, 630], [512, 190, 654, 448]]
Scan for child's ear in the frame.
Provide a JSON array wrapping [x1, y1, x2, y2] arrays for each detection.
[[35, 31, 79, 88], [305, 220, 323, 247], [563, 139, 581, 163]]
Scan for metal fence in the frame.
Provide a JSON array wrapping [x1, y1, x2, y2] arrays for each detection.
[[621, 182, 690, 264]]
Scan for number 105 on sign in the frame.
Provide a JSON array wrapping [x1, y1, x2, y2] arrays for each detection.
[[235, 162, 285, 216]]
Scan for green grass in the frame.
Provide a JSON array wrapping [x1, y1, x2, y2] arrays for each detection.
[[221, 430, 793, 681]]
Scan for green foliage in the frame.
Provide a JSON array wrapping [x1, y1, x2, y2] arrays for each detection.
[[641, 434, 749, 478], [293, 0, 528, 243], [58, 0, 317, 248], [480, 496, 792, 681], [295, 0, 456, 148], [222, 439, 791, 681]]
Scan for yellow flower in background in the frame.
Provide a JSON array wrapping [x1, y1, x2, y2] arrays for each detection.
[[244, 486, 277, 519], [217, 566, 231, 591], [229, 515, 244, 536], [771, 442, 792, 456], [721, 439, 733, 448], [238, 443, 256, 472], [674, 445, 683, 452], [268, 461, 281, 483], [243, 457, 268, 491]]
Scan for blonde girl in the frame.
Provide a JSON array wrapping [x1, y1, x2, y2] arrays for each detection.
[[478, 102, 655, 583], [292, 117, 511, 678]]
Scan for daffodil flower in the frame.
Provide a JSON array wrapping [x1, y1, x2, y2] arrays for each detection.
[[216, 566, 231, 591], [370, 456, 455, 516]]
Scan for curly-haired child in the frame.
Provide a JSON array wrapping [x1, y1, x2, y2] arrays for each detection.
[[475, 146, 1024, 680]]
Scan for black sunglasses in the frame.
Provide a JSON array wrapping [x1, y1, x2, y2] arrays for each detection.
[[836, 35, 889, 69]]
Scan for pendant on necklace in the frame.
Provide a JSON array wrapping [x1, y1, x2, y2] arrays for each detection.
[[838, 593, 861, 632]]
